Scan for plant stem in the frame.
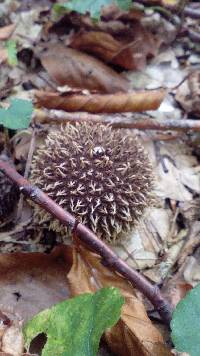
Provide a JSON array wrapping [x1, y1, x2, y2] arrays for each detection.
[[0, 160, 173, 325]]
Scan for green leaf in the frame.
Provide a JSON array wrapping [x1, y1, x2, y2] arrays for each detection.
[[115, 0, 132, 11], [0, 99, 33, 129], [24, 287, 124, 356], [5, 40, 18, 66], [53, 0, 132, 20], [171, 283, 200, 356]]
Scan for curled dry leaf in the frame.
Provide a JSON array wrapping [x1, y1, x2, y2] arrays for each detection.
[[70, 25, 157, 70], [40, 44, 129, 93], [35, 89, 166, 113], [0, 245, 72, 323], [0, 24, 15, 41], [67, 244, 171, 356]]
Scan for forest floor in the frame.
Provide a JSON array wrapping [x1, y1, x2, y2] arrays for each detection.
[[0, 0, 199, 355]]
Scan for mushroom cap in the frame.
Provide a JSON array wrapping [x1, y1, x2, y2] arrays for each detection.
[[30, 123, 154, 242]]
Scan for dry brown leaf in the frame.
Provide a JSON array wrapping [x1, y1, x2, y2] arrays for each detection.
[[67, 245, 171, 356], [11, 131, 32, 161], [0, 48, 8, 65], [0, 24, 15, 41], [35, 89, 165, 113], [70, 25, 157, 70], [70, 31, 129, 67], [40, 44, 129, 93], [0, 245, 72, 323], [169, 283, 192, 308], [175, 71, 200, 117]]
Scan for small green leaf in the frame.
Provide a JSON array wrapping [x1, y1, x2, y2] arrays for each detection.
[[53, 0, 132, 20], [24, 287, 124, 356], [115, 0, 132, 11], [171, 283, 200, 356], [5, 40, 18, 66], [0, 99, 33, 129]]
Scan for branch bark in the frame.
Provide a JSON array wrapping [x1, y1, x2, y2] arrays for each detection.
[[0, 159, 173, 325], [35, 109, 200, 132]]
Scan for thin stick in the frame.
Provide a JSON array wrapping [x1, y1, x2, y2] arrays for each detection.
[[0, 160, 173, 325], [34, 109, 200, 132], [184, 6, 200, 19]]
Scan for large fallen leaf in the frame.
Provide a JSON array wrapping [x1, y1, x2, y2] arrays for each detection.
[[24, 287, 124, 356], [67, 245, 171, 356], [0, 245, 72, 323], [70, 25, 157, 70], [35, 89, 165, 113], [171, 283, 200, 356], [40, 44, 129, 93]]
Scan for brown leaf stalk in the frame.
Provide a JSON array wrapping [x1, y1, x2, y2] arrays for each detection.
[[35, 108, 200, 132], [0, 160, 173, 325], [35, 89, 165, 113]]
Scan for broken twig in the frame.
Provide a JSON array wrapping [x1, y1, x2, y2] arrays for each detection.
[[0, 160, 173, 325], [35, 109, 200, 132]]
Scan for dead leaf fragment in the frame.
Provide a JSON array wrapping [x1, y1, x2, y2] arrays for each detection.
[[0, 24, 15, 41], [40, 44, 129, 93], [0, 48, 8, 65], [68, 245, 171, 356], [2, 325, 23, 356], [35, 89, 165, 113], [170, 282, 192, 307], [0, 245, 72, 323], [0, 307, 23, 356], [175, 71, 200, 117]]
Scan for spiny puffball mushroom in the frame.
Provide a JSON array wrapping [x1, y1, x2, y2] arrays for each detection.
[[30, 123, 154, 242]]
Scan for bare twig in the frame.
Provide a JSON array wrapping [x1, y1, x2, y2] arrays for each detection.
[[184, 6, 200, 19], [0, 160, 173, 325], [34, 109, 200, 132]]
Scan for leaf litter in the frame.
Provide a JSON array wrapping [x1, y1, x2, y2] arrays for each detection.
[[0, 0, 199, 355]]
